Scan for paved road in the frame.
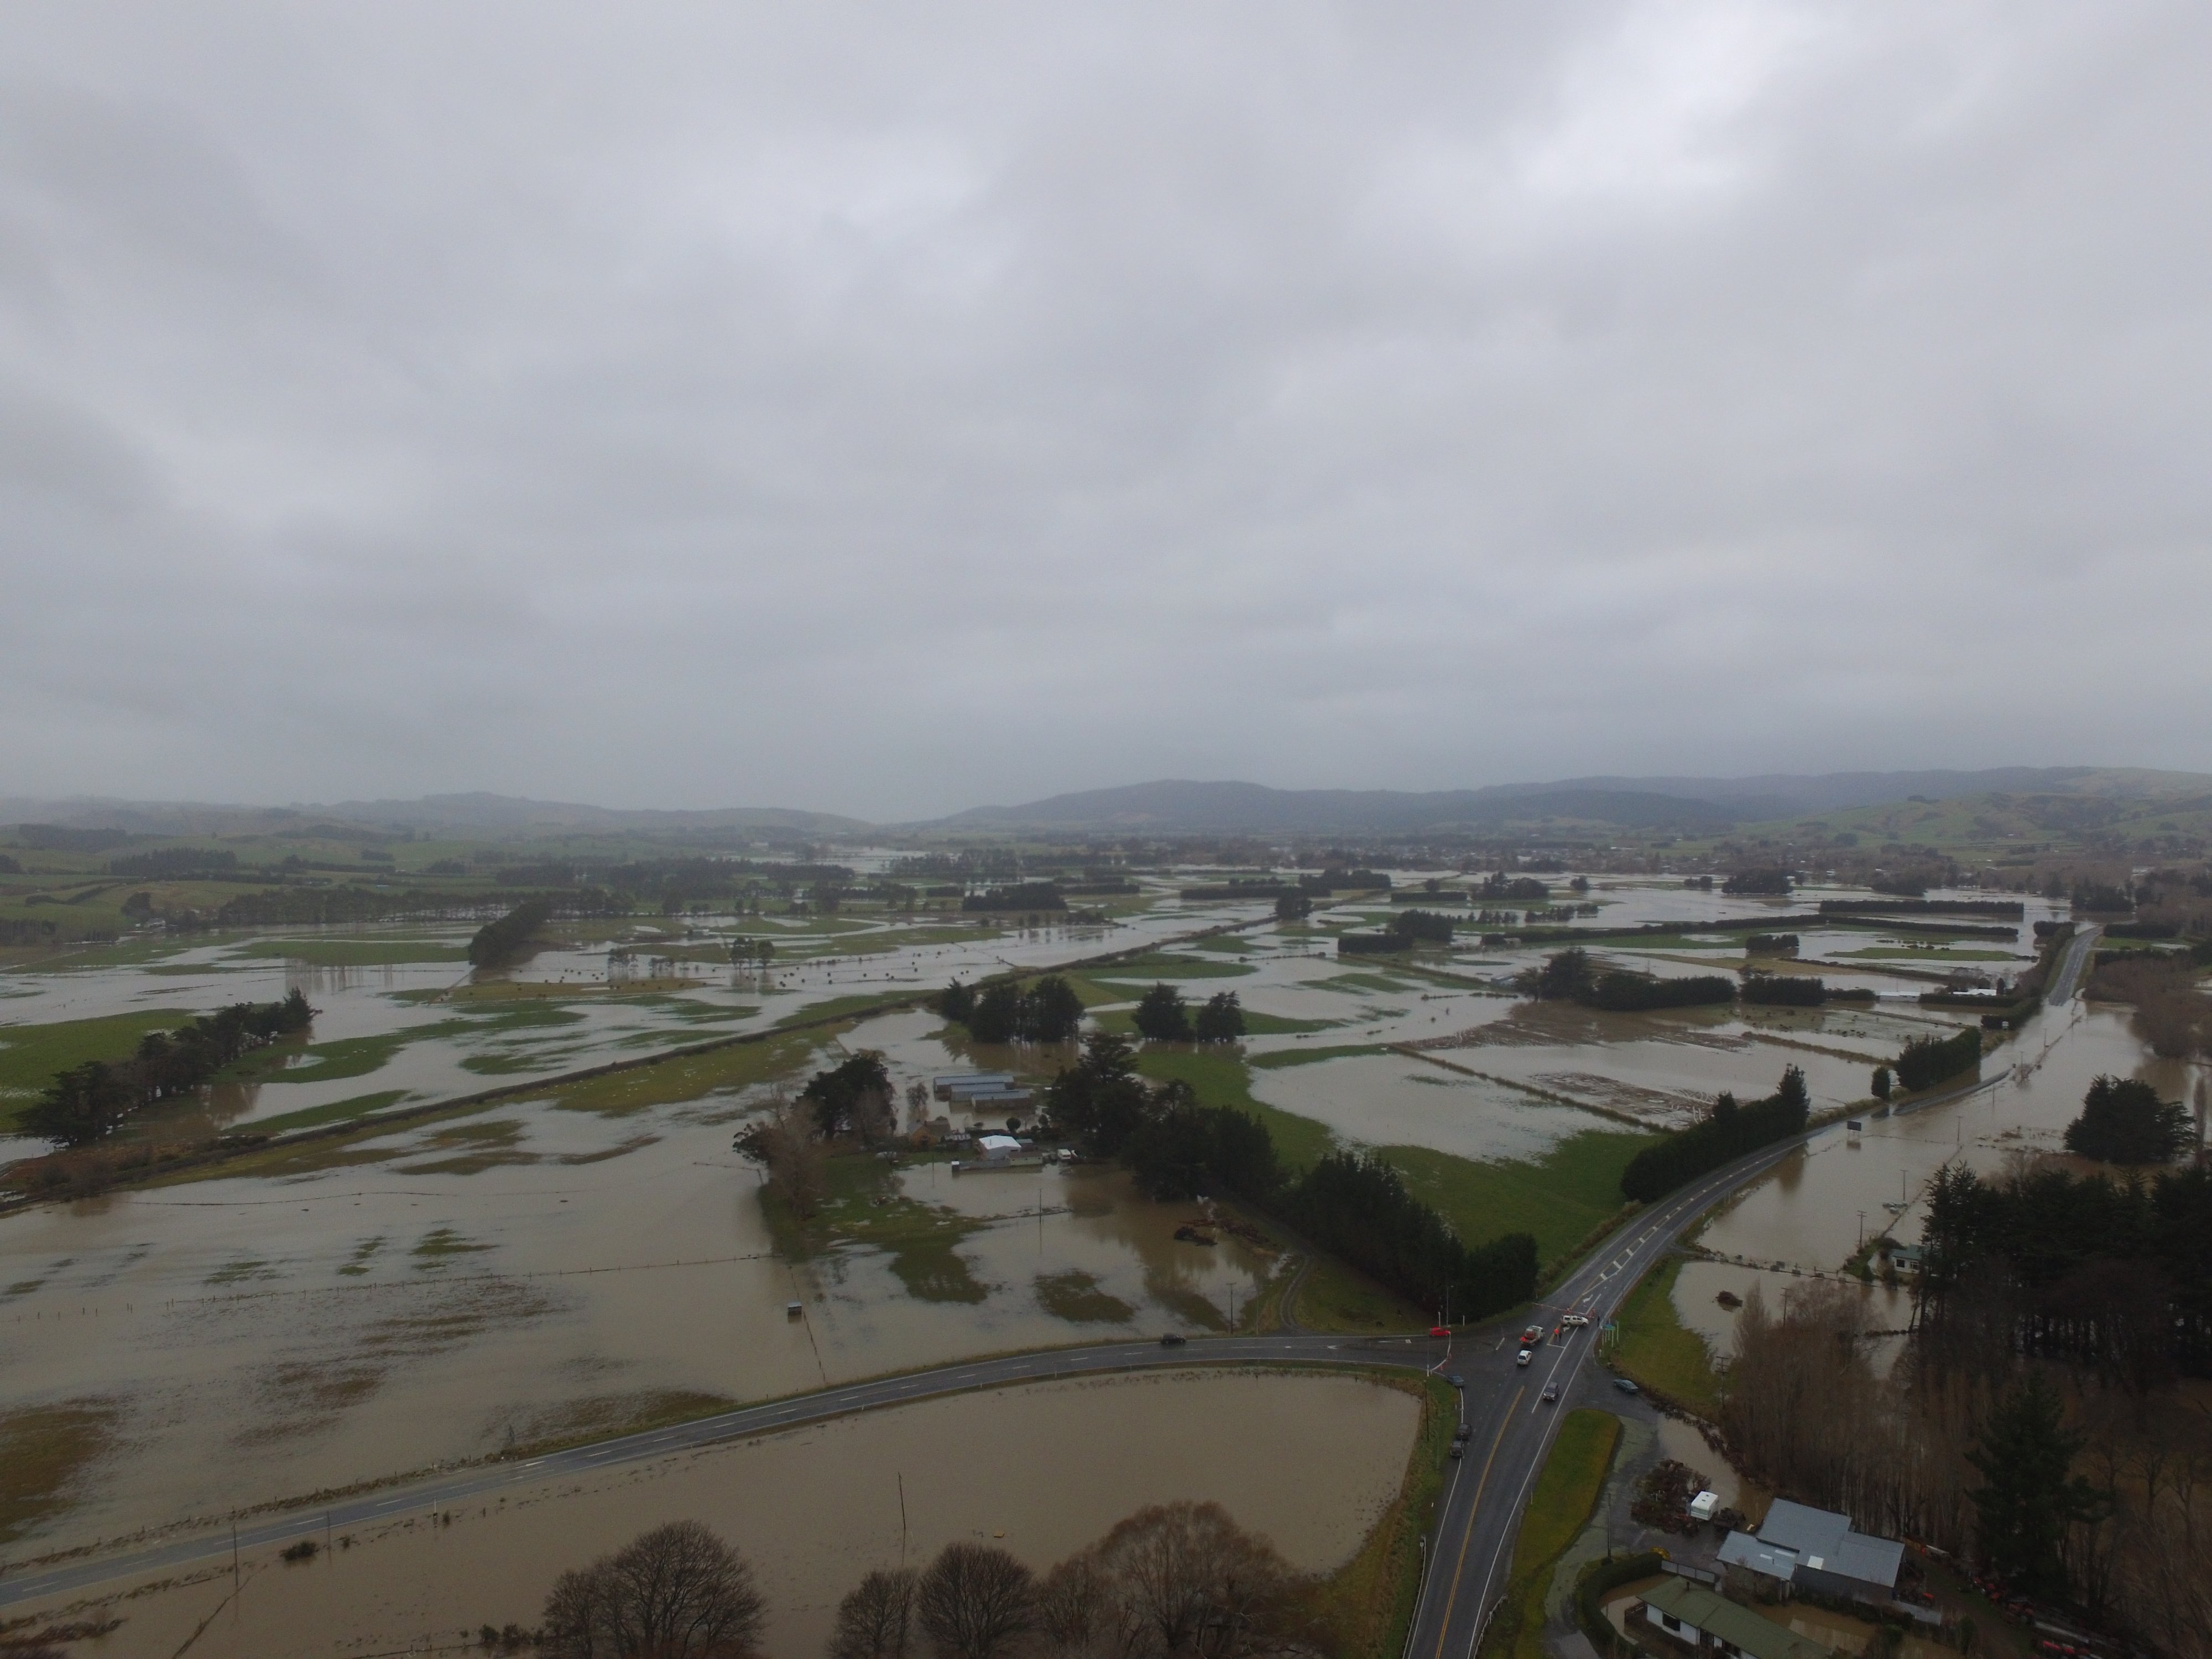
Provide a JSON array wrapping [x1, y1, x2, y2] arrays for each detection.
[[2043, 922, 2101, 1005], [1401, 923, 2100, 1659], [1401, 1130, 1814, 1659]]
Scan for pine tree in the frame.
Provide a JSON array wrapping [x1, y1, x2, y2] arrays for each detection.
[[1966, 1373, 2105, 1595]]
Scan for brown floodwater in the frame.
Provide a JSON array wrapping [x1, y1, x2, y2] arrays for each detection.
[[6, 1368, 1418, 1659], [1250, 1053, 1624, 1160], [2, 1048, 1288, 1557], [1677, 998, 2200, 1366]]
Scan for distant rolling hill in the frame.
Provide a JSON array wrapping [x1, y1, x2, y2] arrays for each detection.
[[9, 769, 2208, 846], [937, 780, 1742, 834], [933, 769, 2212, 835]]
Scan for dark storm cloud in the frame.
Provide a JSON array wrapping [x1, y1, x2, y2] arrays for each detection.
[[1, 3, 2206, 817]]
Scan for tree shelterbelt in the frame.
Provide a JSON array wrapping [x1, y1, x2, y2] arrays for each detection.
[[1920, 1158, 2212, 1378], [1618, 1066, 1809, 1202], [1042, 1034, 1536, 1321], [22, 990, 315, 1148], [938, 975, 1083, 1044]]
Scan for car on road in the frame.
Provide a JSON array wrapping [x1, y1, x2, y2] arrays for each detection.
[[1448, 1442, 1464, 1460], [1562, 1313, 1589, 1327], [1614, 1376, 1639, 1392], [1541, 1381, 1560, 1404], [1446, 1373, 1465, 1388], [1452, 1424, 1470, 1443], [1521, 1324, 1545, 1346], [1429, 1324, 1452, 1337], [1516, 1349, 1533, 1367], [1160, 1333, 1187, 1347]]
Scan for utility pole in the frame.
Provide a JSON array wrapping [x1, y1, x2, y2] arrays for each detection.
[[898, 1474, 909, 1566]]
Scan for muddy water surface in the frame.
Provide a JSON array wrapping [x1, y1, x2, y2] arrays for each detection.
[[1250, 1053, 1620, 1160], [11, 1369, 1418, 1659]]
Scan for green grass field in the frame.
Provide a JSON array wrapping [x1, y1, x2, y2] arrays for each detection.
[[547, 1027, 831, 1117], [1083, 952, 1258, 982], [241, 1089, 412, 1136], [1485, 1408, 1624, 1659], [1380, 1129, 1657, 1272], [0, 1009, 201, 1129], [1131, 1046, 1335, 1170], [1292, 1250, 1428, 1331], [1607, 1254, 1723, 1417], [1248, 1042, 1392, 1069]]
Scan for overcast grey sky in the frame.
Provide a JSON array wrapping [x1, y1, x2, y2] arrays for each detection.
[[2, 3, 2206, 818]]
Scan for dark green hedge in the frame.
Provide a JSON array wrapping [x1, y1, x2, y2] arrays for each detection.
[[1894, 1027, 1980, 1092], [1620, 1068, 1809, 1201]]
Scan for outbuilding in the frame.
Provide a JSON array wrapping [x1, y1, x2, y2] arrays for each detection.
[[1637, 1575, 1834, 1659]]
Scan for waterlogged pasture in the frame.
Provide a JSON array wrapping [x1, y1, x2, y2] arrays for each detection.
[[0, 892, 1268, 1161], [0, 1026, 1292, 1556], [0, 874, 2133, 1561]]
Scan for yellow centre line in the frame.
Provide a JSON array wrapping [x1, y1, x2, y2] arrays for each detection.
[[1433, 1386, 1524, 1659]]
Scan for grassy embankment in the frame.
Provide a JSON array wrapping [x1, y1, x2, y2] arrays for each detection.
[[1483, 1408, 1625, 1659], [1604, 1254, 1724, 1418], [1312, 1371, 1463, 1656]]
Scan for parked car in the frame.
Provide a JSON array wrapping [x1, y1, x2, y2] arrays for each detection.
[[1160, 1333, 1187, 1347], [1447, 1373, 1465, 1388], [1614, 1376, 1639, 1393], [1448, 1443, 1464, 1460], [1453, 1424, 1471, 1443], [1521, 1325, 1545, 1346], [1562, 1313, 1590, 1328], [1516, 1349, 1533, 1367]]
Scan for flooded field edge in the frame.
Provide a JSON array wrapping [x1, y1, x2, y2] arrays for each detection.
[[2, 1366, 1431, 1659]]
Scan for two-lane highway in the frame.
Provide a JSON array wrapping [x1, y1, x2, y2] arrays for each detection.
[[1402, 1129, 1813, 1659], [1405, 933, 2099, 1659]]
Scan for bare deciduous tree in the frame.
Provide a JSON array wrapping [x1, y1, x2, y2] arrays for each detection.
[[735, 1086, 827, 1220], [916, 1543, 1034, 1659], [1082, 1501, 1313, 1658], [831, 1567, 917, 1659], [541, 1519, 766, 1659]]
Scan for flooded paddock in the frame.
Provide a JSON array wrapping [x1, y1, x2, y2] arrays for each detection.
[[4, 1368, 1420, 1659], [1676, 998, 2204, 1362], [1249, 1052, 1623, 1161], [1, 1055, 1287, 1556]]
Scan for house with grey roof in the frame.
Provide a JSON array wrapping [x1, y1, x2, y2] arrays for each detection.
[[1715, 1499, 1905, 1606]]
